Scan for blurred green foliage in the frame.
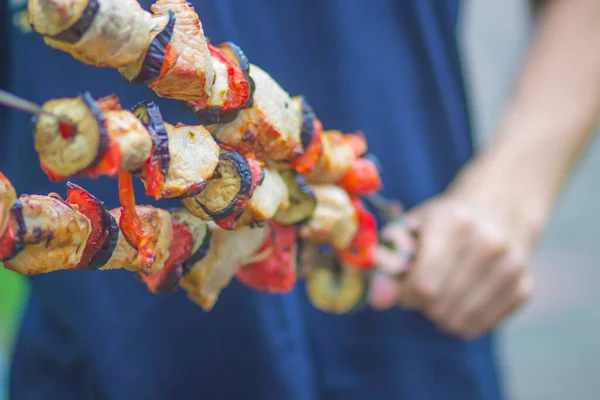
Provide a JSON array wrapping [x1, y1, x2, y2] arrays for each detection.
[[0, 262, 26, 344]]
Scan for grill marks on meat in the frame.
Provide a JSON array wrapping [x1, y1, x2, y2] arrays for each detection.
[[3, 195, 92, 275]]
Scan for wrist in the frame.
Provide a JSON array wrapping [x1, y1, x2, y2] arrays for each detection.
[[447, 152, 550, 246]]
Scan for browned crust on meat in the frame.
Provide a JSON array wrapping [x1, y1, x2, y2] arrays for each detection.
[[149, 0, 214, 103]]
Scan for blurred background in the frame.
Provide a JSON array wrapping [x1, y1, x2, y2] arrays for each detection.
[[1, 1, 599, 399]]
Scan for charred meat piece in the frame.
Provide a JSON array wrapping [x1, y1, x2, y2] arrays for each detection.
[[274, 168, 316, 226], [180, 222, 270, 311], [148, 0, 215, 104], [207, 64, 303, 161], [3, 195, 92, 275], [299, 185, 358, 250], [65, 182, 118, 270], [29, 0, 154, 68], [306, 256, 366, 315]]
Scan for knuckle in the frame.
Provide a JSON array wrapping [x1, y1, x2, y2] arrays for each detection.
[[502, 251, 528, 277]]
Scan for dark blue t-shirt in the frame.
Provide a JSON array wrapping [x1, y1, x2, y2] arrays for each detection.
[[2, 1, 501, 399]]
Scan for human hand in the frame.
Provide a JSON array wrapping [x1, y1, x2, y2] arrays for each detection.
[[368, 188, 542, 339]]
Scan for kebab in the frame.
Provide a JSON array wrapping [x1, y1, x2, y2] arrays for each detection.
[[0, 173, 302, 308], [26, 0, 384, 182]]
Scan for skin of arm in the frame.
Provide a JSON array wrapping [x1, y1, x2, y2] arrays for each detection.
[[368, 0, 600, 338]]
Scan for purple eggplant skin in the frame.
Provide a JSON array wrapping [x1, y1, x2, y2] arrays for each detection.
[[274, 170, 316, 226], [80, 91, 110, 170], [219, 41, 254, 110], [45, 0, 99, 44], [4, 201, 27, 261], [298, 97, 317, 150], [85, 211, 119, 271], [148, 267, 183, 295], [183, 103, 223, 125], [195, 150, 253, 220], [128, 10, 176, 85], [181, 228, 212, 277], [132, 101, 171, 177]]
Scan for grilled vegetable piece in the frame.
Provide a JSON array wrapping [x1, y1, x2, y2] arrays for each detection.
[[3, 195, 92, 275], [35, 93, 153, 181], [180, 222, 270, 311], [207, 64, 304, 161], [181, 150, 257, 229], [289, 97, 323, 174], [119, 10, 176, 85], [147, 0, 214, 104], [117, 171, 157, 272], [101, 206, 172, 275], [339, 157, 383, 197], [29, 0, 154, 68], [132, 101, 171, 198], [140, 219, 193, 294], [184, 41, 253, 124], [306, 255, 366, 315], [0, 172, 17, 238], [65, 182, 119, 270], [336, 198, 378, 269], [303, 131, 356, 184], [299, 185, 358, 250], [236, 222, 297, 293], [274, 169, 316, 225], [34, 92, 109, 178], [0, 201, 27, 261], [168, 208, 211, 276]]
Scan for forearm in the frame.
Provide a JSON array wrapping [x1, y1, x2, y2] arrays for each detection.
[[453, 0, 600, 230]]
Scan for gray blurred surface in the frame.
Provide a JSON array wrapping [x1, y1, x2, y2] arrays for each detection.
[[461, 2, 600, 399]]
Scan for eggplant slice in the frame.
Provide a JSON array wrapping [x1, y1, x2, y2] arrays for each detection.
[[132, 101, 170, 176], [168, 208, 212, 277], [306, 255, 366, 315], [274, 169, 316, 225], [119, 10, 176, 85], [182, 150, 252, 221], [34, 92, 109, 178], [38, 0, 100, 44]]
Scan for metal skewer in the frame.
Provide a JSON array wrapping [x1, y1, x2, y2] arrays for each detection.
[[0, 88, 76, 128]]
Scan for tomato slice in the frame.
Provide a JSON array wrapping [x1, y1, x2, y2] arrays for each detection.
[[144, 146, 166, 200], [236, 222, 297, 293], [118, 171, 156, 272], [337, 198, 378, 268], [208, 44, 251, 113], [338, 157, 383, 196], [140, 220, 193, 294], [0, 218, 17, 261], [290, 118, 323, 174]]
